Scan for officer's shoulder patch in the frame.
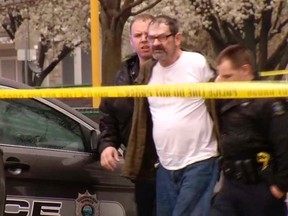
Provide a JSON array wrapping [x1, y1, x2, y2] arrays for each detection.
[[272, 101, 286, 115]]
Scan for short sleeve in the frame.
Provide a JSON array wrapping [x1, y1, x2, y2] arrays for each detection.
[[201, 58, 215, 82]]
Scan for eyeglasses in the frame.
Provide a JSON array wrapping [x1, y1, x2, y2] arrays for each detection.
[[147, 33, 175, 43]]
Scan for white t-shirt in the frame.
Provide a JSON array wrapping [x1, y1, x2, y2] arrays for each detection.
[[148, 51, 218, 170]]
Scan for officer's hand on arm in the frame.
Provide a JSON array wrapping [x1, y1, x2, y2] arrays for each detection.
[[100, 147, 120, 171], [270, 185, 285, 199]]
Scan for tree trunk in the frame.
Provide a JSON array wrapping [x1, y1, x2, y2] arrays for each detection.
[[101, 28, 123, 85], [278, 46, 288, 70], [258, 7, 272, 72]]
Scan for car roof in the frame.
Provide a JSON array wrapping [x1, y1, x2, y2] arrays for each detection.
[[0, 78, 99, 129]]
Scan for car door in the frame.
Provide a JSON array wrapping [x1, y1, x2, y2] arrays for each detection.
[[0, 98, 135, 216]]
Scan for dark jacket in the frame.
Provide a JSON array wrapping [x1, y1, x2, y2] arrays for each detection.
[[218, 98, 288, 192], [98, 55, 139, 154]]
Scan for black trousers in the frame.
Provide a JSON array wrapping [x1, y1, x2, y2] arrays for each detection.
[[135, 180, 156, 216], [210, 177, 287, 216]]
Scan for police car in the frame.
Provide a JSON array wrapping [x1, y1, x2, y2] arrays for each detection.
[[0, 78, 136, 216]]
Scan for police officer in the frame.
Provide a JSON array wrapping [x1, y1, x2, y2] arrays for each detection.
[[211, 44, 288, 216], [98, 14, 156, 216]]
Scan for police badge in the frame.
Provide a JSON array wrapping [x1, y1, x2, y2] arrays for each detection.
[[76, 191, 100, 216]]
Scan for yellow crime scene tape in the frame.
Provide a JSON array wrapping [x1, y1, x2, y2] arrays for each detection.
[[0, 70, 287, 99], [259, 70, 288, 77], [1, 81, 288, 99]]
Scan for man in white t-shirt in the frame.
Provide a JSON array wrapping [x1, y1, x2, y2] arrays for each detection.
[[146, 15, 219, 216]]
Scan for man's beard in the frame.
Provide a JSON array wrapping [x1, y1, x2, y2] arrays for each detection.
[[152, 45, 167, 60]]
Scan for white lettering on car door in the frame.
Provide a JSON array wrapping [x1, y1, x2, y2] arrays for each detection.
[[5, 199, 29, 216], [31, 201, 62, 216], [4, 199, 62, 216]]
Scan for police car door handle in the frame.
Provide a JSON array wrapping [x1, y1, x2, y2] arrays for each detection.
[[5, 161, 30, 175]]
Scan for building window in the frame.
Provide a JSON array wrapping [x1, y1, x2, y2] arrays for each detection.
[[0, 58, 22, 82]]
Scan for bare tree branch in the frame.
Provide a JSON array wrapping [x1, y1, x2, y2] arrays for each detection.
[[268, 44, 288, 80], [38, 34, 48, 70], [8, 13, 17, 34], [265, 32, 288, 70], [131, 0, 162, 16], [33, 41, 82, 86], [258, 6, 272, 71], [115, 0, 144, 20], [207, 9, 221, 34], [278, 45, 288, 70], [243, 16, 256, 54], [222, 22, 243, 44], [209, 0, 233, 49], [278, 19, 288, 32], [103, 0, 123, 33], [2, 24, 14, 39], [270, 18, 288, 39], [122, 0, 134, 8], [206, 27, 227, 53], [271, 1, 284, 32], [99, 0, 109, 17]]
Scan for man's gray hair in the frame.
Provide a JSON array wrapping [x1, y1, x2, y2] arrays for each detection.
[[149, 15, 179, 35]]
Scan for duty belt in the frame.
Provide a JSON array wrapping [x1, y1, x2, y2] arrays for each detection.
[[220, 152, 272, 184]]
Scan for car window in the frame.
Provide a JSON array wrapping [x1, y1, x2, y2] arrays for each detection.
[[0, 99, 85, 151]]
